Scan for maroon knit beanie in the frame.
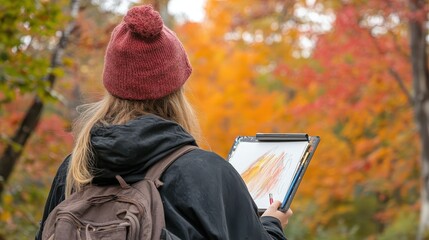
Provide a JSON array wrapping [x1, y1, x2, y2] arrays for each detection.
[[102, 5, 192, 100]]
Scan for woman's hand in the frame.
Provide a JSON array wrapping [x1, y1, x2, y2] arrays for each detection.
[[261, 200, 293, 229]]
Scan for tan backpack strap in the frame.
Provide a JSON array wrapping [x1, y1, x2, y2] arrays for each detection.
[[145, 145, 198, 183]]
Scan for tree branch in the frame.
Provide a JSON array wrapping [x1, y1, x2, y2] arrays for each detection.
[[230, 0, 295, 29], [368, 29, 414, 106], [388, 67, 414, 106]]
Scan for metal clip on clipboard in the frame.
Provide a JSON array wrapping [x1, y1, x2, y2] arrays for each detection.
[[256, 133, 309, 142]]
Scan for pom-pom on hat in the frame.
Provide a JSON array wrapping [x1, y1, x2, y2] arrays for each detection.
[[102, 5, 192, 100]]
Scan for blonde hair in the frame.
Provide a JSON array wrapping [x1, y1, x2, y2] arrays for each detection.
[[65, 88, 200, 197]]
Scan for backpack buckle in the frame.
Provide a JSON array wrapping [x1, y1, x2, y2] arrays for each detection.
[[154, 179, 164, 188], [115, 175, 130, 189]]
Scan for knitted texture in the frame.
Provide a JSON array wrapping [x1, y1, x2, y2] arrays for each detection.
[[102, 5, 192, 100]]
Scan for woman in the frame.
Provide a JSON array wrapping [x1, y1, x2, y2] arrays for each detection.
[[36, 5, 292, 240]]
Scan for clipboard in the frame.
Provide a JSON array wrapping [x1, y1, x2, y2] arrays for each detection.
[[227, 133, 320, 213]]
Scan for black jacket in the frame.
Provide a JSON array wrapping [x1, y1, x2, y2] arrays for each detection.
[[36, 114, 287, 240]]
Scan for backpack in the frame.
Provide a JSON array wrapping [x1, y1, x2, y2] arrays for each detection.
[[42, 145, 197, 240]]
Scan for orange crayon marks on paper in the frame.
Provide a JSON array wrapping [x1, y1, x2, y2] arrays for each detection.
[[241, 151, 287, 199]]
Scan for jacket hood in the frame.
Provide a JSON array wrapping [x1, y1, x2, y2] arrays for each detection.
[[90, 114, 196, 184]]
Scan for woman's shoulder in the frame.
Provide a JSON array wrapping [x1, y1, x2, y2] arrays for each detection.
[[54, 154, 72, 184], [163, 147, 238, 181], [173, 147, 231, 169]]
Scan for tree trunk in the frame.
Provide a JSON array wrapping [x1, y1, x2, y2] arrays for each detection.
[[0, 98, 43, 193], [410, 0, 429, 239], [149, 0, 172, 28], [0, 0, 80, 195]]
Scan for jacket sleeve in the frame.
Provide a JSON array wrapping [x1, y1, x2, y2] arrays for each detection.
[[35, 155, 70, 240], [261, 216, 288, 240], [160, 150, 287, 240]]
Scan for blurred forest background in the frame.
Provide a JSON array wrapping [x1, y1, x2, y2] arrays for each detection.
[[0, 0, 428, 239]]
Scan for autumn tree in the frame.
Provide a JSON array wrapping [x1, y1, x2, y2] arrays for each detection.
[[0, 1, 126, 239], [320, 0, 428, 237], [0, 0, 80, 196], [407, 1, 429, 238], [176, 0, 425, 238], [0, 0, 79, 238]]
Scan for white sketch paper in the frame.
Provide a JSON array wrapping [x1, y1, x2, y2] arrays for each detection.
[[228, 140, 309, 209]]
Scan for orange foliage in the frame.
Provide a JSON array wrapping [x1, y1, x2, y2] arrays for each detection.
[[175, 0, 420, 232]]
